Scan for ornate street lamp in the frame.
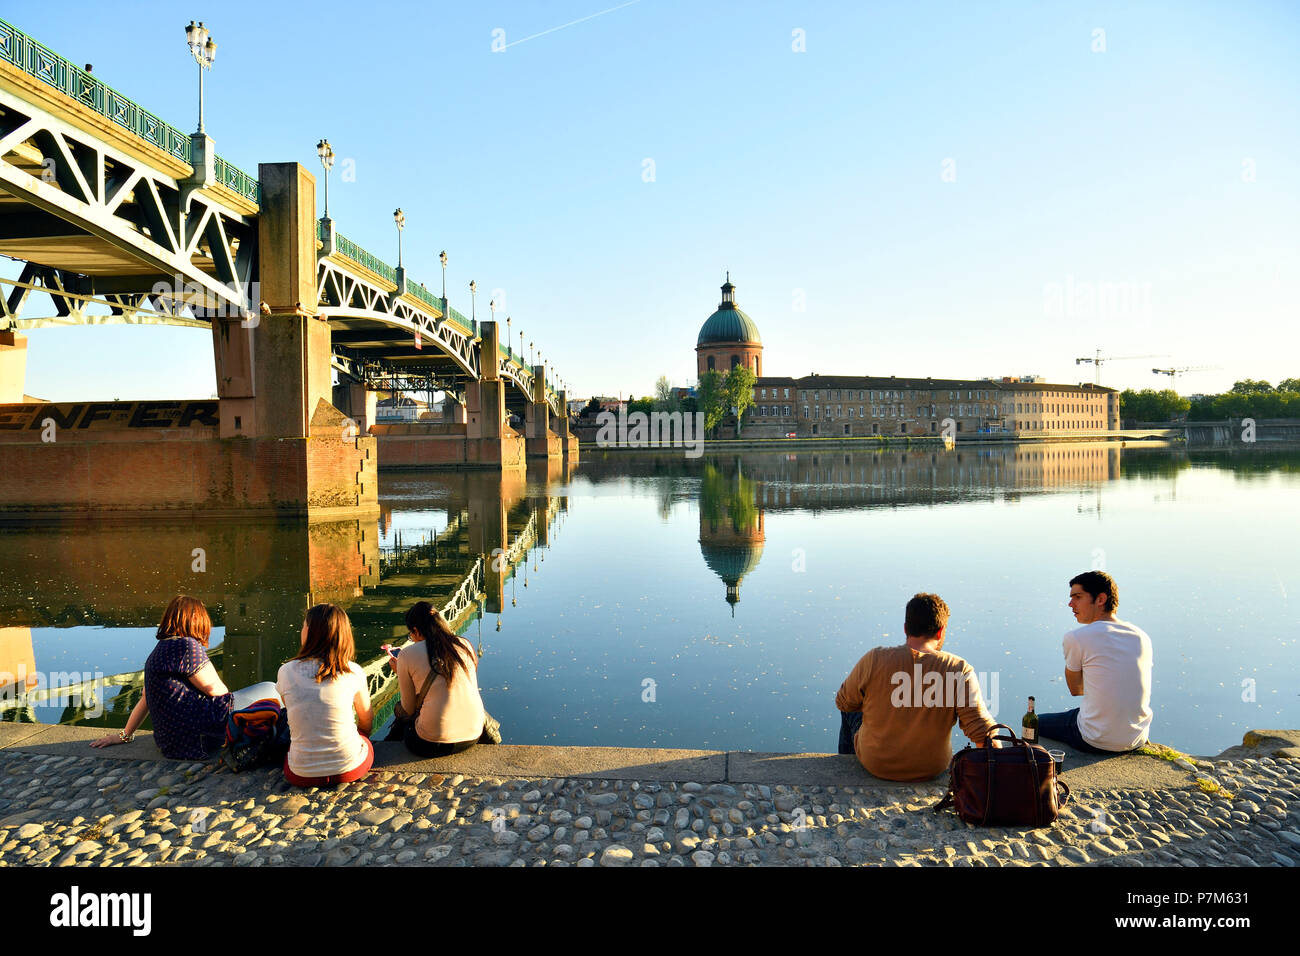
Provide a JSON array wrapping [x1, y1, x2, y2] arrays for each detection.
[[393, 208, 405, 268], [316, 139, 334, 219], [184, 21, 218, 134], [439, 250, 447, 298], [469, 280, 477, 321]]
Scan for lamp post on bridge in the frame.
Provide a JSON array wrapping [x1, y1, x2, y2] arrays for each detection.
[[316, 139, 334, 220], [469, 280, 477, 325], [439, 251, 447, 299], [184, 21, 217, 134], [393, 208, 405, 268], [505, 314, 510, 358]]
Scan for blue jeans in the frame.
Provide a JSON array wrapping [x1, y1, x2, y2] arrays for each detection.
[[838, 711, 862, 755], [1037, 708, 1131, 755]]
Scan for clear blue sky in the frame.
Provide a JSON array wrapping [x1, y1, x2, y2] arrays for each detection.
[[8, 0, 1299, 401]]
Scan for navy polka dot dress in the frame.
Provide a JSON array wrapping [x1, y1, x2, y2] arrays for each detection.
[[143, 637, 234, 759]]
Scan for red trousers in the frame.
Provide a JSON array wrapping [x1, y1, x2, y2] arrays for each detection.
[[283, 735, 374, 787]]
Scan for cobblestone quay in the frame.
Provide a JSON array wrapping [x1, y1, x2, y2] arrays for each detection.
[[0, 726, 1296, 867]]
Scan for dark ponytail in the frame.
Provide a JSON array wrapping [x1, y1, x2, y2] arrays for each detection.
[[405, 601, 472, 685]]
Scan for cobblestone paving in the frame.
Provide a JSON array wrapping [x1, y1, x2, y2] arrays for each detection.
[[0, 752, 1296, 867]]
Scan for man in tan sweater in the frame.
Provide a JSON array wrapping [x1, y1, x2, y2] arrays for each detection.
[[835, 593, 997, 781]]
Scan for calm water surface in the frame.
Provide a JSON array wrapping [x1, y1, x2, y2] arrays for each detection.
[[2, 442, 1297, 756]]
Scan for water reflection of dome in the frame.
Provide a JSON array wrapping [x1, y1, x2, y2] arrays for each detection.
[[698, 462, 765, 612], [699, 539, 765, 608]]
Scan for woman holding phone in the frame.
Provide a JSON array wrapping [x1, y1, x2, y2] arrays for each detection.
[[387, 601, 487, 757]]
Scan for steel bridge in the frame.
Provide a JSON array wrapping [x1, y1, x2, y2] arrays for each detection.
[[0, 16, 564, 423]]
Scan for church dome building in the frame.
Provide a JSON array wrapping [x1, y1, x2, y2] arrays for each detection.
[[696, 274, 762, 379]]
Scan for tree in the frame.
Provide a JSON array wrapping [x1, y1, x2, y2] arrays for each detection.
[[1120, 388, 1189, 423], [581, 396, 601, 417], [723, 366, 757, 435], [653, 375, 677, 412], [697, 370, 726, 434], [1230, 379, 1274, 395], [1279, 378, 1300, 394]]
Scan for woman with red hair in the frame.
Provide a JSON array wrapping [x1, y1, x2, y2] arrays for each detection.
[[92, 595, 277, 759]]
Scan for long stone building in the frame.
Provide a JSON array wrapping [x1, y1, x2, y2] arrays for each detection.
[[693, 277, 1119, 438]]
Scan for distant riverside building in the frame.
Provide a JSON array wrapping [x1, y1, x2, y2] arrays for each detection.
[[375, 393, 433, 421], [692, 276, 1118, 437]]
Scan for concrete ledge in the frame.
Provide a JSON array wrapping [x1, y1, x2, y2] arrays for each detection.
[[1214, 729, 1300, 762], [371, 743, 727, 782], [0, 723, 52, 749], [0, 722, 1233, 791]]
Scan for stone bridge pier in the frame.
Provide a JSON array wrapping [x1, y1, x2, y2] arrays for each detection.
[[0, 162, 377, 518]]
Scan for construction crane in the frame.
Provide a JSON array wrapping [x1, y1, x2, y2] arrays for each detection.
[[1152, 365, 1222, 386], [1075, 350, 1167, 385]]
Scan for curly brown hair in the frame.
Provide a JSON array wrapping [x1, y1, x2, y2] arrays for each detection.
[[1070, 571, 1118, 612]]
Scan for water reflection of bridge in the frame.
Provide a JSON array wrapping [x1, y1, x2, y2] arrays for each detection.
[[0, 460, 571, 726]]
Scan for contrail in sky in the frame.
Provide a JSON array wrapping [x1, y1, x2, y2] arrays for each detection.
[[501, 0, 642, 50]]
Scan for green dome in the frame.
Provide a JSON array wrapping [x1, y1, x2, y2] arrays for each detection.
[[700, 542, 765, 585], [697, 308, 761, 347], [700, 541, 765, 608]]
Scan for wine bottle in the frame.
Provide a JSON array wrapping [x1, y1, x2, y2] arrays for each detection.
[[1022, 696, 1039, 744]]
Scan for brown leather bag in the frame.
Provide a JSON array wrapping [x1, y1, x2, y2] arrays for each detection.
[[933, 723, 1070, 827]]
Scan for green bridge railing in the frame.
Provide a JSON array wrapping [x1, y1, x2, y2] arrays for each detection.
[[407, 281, 441, 310], [0, 16, 261, 205], [334, 232, 397, 284]]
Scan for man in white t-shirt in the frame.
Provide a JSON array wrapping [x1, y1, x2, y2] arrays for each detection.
[[1037, 571, 1153, 754]]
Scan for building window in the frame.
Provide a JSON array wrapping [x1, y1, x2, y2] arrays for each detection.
[[930, 421, 936, 433], [800, 390, 806, 401], [844, 423, 851, 435], [784, 388, 790, 398], [707, 356, 715, 371], [899, 424, 906, 434], [849, 407, 855, 418], [731, 355, 740, 369], [803, 405, 809, 418], [872, 423, 879, 434], [812, 423, 819, 435]]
